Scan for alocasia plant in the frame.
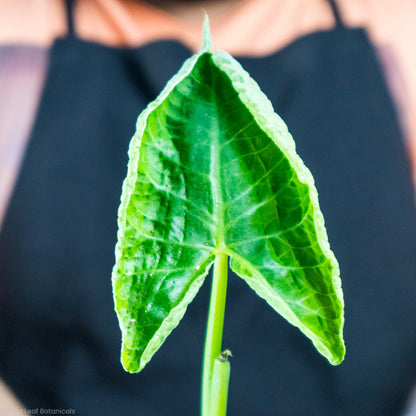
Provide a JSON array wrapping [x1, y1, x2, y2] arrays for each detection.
[[112, 18, 345, 415]]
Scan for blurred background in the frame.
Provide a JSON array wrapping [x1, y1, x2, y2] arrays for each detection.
[[1, 1, 416, 415]]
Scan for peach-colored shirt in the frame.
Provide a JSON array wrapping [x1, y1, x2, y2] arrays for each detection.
[[1, 0, 416, 227]]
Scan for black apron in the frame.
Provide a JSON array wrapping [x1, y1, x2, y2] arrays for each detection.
[[1, 1, 416, 415]]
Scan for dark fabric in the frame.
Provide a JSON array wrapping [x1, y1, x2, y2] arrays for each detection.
[[1, 2, 416, 415], [328, 0, 345, 27], [64, 0, 75, 38]]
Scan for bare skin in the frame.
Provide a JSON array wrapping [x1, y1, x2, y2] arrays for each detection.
[[0, 379, 24, 415], [143, 0, 244, 23]]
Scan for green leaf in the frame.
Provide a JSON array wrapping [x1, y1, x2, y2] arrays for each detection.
[[112, 27, 345, 373], [201, 14, 213, 53]]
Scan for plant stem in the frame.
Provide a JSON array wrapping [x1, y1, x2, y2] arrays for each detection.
[[210, 351, 231, 416], [201, 252, 229, 416]]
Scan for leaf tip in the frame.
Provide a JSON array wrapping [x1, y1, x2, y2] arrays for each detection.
[[200, 12, 213, 53], [121, 345, 143, 374], [327, 337, 346, 366]]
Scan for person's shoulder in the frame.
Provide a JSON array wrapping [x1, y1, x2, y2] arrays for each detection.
[[0, 0, 186, 48], [0, 0, 66, 46]]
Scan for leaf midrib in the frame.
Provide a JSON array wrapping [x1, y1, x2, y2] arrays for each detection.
[[209, 59, 226, 253]]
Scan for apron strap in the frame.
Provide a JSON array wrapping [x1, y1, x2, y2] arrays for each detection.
[[327, 0, 345, 28], [64, 0, 76, 38]]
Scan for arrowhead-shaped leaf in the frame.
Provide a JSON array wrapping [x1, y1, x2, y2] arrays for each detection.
[[112, 26, 345, 373]]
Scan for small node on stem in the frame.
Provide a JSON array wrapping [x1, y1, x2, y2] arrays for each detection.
[[219, 349, 232, 362]]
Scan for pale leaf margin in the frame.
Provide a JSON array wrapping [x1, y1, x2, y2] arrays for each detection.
[[212, 51, 345, 365], [112, 45, 216, 372], [112, 23, 345, 371]]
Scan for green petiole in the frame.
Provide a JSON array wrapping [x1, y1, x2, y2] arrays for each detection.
[[210, 350, 232, 416], [201, 252, 229, 416]]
